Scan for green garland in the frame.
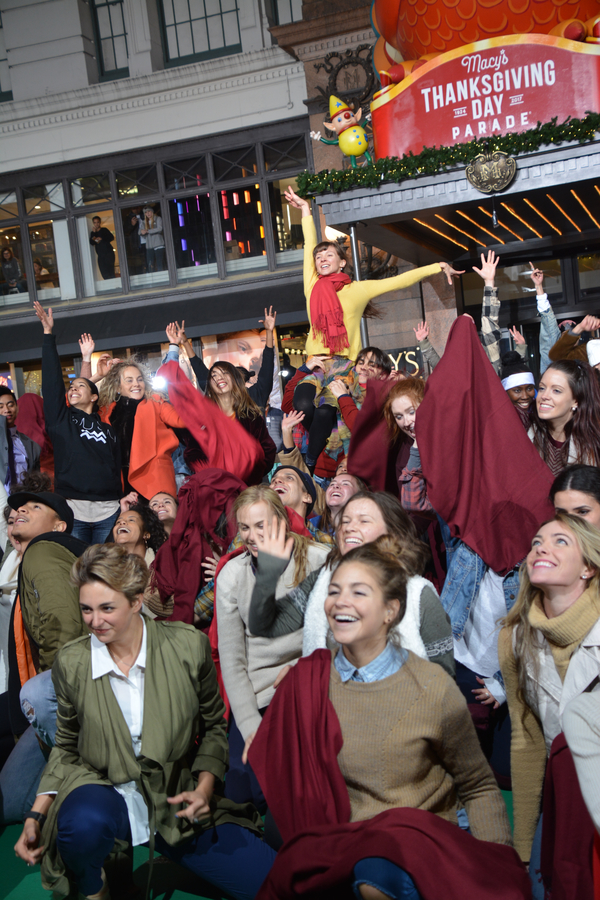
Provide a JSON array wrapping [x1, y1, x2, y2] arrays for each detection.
[[296, 112, 600, 197]]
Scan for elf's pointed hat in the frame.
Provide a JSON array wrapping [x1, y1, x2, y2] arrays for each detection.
[[329, 95, 352, 119]]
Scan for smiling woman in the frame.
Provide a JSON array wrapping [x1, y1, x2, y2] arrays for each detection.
[[215, 484, 328, 811], [499, 511, 600, 868]]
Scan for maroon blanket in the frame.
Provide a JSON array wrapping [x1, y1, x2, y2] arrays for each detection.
[[158, 360, 262, 484], [417, 316, 554, 574], [347, 378, 410, 494], [541, 732, 595, 900], [249, 650, 531, 900], [153, 468, 245, 624]]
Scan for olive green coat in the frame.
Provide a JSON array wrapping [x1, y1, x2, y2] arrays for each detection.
[[38, 618, 262, 895]]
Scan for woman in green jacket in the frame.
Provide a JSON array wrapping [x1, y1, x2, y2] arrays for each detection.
[[14, 544, 274, 900]]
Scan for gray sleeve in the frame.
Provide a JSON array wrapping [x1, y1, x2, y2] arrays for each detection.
[[419, 337, 441, 369], [419, 585, 455, 678], [247, 552, 320, 637]]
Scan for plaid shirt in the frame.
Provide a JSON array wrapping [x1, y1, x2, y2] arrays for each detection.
[[397, 448, 433, 513], [480, 285, 502, 372]]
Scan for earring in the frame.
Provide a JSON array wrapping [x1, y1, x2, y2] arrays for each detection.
[[572, 407, 578, 412]]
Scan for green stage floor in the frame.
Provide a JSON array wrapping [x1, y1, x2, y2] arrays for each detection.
[[0, 792, 514, 899]]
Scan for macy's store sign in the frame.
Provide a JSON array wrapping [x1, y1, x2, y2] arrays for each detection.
[[371, 35, 600, 159]]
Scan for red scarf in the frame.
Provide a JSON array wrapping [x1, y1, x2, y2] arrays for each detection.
[[309, 272, 351, 355]]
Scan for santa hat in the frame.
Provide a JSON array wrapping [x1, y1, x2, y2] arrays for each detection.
[[500, 351, 535, 391]]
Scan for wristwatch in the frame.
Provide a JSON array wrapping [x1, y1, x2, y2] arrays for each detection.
[[24, 810, 47, 828]]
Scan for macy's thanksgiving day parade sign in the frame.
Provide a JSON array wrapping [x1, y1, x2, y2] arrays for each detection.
[[372, 34, 600, 158]]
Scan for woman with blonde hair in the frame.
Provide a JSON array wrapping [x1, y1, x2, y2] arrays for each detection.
[[499, 512, 600, 891], [14, 543, 275, 900], [140, 204, 165, 272], [216, 484, 328, 810], [99, 358, 185, 501]]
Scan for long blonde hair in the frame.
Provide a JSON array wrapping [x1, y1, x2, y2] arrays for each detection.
[[232, 484, 310, 587], [502, 511, 600, 716], [99, 358, 153, 408]]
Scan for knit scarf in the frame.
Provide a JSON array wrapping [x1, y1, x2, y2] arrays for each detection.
[[309, 272, 351, 355], [528, 588, 600, 681]]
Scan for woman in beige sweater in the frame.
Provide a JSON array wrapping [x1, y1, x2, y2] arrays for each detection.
[[499, 512, 600, 887], [249, 537, 521, 900]]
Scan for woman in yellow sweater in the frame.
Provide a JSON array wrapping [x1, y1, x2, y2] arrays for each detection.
[[283, 187, 463, 471], [249, 537, 527, 900], [499, 512, 600, 890]]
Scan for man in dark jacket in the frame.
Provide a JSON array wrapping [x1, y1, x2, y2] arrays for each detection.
[[0, 491, 87, 824], [89, 215, 115, 280]]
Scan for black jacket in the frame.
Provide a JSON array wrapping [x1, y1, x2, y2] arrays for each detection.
[[42, 334, 122, 501], [189, 344, 275, 412]]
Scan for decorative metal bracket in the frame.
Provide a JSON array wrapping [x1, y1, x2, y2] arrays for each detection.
[[466, 151, 517, 193]]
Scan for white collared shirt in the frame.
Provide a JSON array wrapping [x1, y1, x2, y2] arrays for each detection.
[[90, 620, 151, 846]]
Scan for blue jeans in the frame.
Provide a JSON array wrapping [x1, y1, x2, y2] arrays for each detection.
[[353, 858, 422, 899], [224, 711, 267, 814], [0, 725, 48, 823], [57, 784, 276, 900], [20, 669, 58, 747], [71, 509, 119, 544]]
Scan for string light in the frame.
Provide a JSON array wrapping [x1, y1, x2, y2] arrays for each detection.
[[478, 207, 524, 241], [522, 199, 562, 235], [434, 214, 485, 246], [546, 194, 582, 232], [456, 210, 505, 244], [413, 219, 468, 251], [500, 203, 543, 239], [570, 190, 600, 229]]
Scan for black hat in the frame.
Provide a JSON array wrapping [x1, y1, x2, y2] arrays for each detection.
[[8, 491, 74, 533], [500, 351, 535, 391], [272, 465, 317, 514]]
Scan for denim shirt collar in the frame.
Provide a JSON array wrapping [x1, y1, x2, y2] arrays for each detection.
[[334, 642, 407, 683]]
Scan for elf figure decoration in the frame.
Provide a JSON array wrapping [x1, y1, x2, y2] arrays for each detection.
[[310, 95, 373, 168]]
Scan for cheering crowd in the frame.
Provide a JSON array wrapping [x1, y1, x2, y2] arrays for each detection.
[[1, 187, 599, 900]]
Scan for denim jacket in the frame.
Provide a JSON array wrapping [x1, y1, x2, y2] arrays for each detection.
[[538, 305, 561, 375], [441, 538, 521, 688]]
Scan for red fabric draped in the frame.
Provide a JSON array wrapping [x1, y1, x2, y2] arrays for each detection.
[[15, 392, 54, 479], [309, 272, 351, 355], [249, 651, 531, 900], [347, 377, 409, 494], [153, 469, 246, 624], [541, 732, 596, 900], [417, 316, 554, 575], [157, 361, 262, 484]]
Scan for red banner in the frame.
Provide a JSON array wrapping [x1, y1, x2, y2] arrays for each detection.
[[371, 35, 600, 159]]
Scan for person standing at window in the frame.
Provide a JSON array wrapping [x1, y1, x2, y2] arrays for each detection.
[[140, 205, 165, 273], [1, 248, 26, 294], [89, 216, 115, 281]]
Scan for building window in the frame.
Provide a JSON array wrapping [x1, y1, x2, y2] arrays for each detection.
[[266, 0, 303, 26], [160, 0, 241, 67], [0, 12, 13, 102], [91, 0, 129, 81]]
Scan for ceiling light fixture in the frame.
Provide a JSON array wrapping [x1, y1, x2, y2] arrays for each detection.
[[413, 218, 468, 251], [456, 210, 506, 244], [522, 199, 562, 235], [435, 214, 484, 245], [546, 194, 582, 232], [500, 203, 543, 239], [570, 190, 600, 229]]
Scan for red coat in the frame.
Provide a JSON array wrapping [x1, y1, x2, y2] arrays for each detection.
[[100, 396, 183, 499]]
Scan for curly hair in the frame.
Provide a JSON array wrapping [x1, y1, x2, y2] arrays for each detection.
[[206, 361, 263, 420], [232, 484, 311, 587], [327, 489, 429, 576], [98, 358, 153, 408], [383, 378, 426, 442], [531, 360, 600, 469], [127, 502, 168, 553], [71, 543, 150, 605]]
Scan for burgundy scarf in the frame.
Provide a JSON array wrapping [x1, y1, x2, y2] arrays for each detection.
[[310, 272, 351, 355]]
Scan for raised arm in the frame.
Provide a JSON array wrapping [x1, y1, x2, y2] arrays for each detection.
[[34, 302, 68, 426], [473, 250, 502, 372]]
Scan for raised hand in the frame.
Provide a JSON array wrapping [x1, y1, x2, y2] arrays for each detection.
[[573, 314, 600, 335], [413, 320, 429, 342], [528, 261, 544, 288], [329, 378, 350, 398], [33, 300, 53, 334], [95, 353, 121, 380], [284, 186, 310, 216], [262, 514, 294, 561], [472, 250, 499, 286], [439, 262, 466, 285], [201, 552, 220, 582], [259, 306, 276, 332], [282, 409, 305, 434], [78, 332, 95, 361], [120, 491, 138, 512], [509, 326, 526, 346]]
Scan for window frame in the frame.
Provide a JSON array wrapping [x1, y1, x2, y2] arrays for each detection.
[[90, 0, 130, 82], [157, 0, 242, 69]]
